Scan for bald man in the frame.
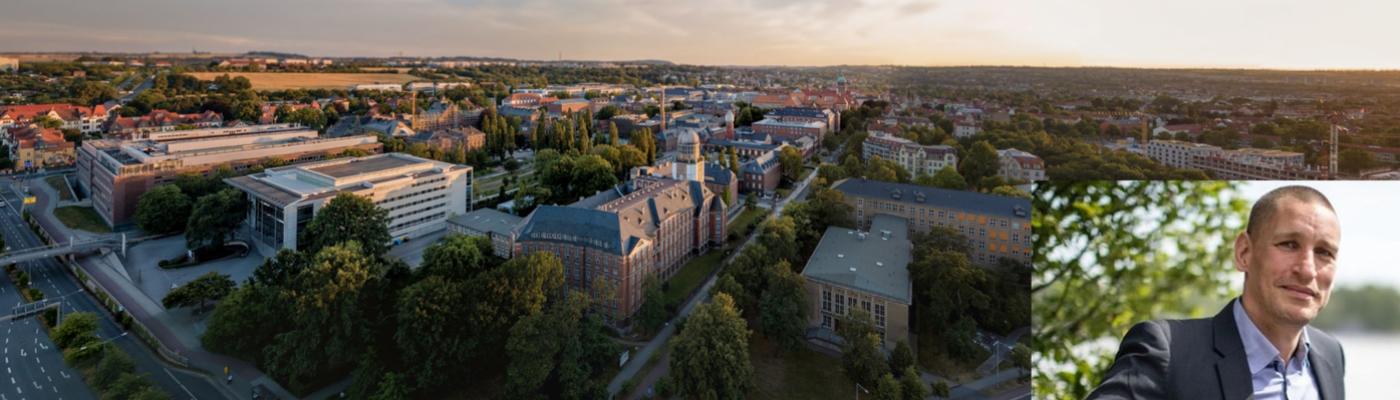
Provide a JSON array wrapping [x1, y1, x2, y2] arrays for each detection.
[[1088, 185, 1346, 400]]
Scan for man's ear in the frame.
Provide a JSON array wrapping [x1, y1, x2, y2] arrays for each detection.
[[1234, 231, 1251, 273]]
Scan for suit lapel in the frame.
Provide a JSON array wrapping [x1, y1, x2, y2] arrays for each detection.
[[1214, 300, 1253, 400], [1307, 328, 1340, 400]]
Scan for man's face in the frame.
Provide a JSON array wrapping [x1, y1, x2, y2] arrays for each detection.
[[1235, 197, 1340, 327]]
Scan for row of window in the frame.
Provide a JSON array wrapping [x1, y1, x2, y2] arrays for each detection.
[[384, 193, 448, 214], [377, 184, 447, 205], [390, 200, 447, 224], [389, 210, 446, 231]]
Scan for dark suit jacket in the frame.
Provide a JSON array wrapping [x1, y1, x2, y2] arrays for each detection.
[[1087, 299, 1345, 400]]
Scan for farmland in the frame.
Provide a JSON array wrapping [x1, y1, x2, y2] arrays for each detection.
[[185, 72, 418, 90]]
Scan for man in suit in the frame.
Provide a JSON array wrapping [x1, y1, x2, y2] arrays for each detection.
[[1088, 185, 1346, 400]]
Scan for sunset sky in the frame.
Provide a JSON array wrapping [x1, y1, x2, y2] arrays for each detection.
[[1, 0, 1392, 69]]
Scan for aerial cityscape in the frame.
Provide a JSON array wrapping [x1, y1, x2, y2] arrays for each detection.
[[4, 1, 1398, 399]]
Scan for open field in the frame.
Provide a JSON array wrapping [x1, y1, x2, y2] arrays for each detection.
[[185, 72, 418, 90]]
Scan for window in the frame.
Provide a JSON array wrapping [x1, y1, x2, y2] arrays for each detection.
[[822, 290, 832, 312], [875, 304, 886, 327], [822, 315, 832, 329], [835, 293, 845, 315], [862, 299, 871, 313]]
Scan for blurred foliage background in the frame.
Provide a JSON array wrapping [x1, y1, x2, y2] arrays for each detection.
[[1031, 181, 1248, 398]]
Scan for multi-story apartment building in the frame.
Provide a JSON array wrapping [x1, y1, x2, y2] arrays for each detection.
[[752, 118, 826, 142], [10, 126, 75, 170], [862, 132, 958, 177], [226, 153, 473, 255], [802, 214, 913, 350], [76, 124, 382, 227], [1145, 140, 1321, 179], [0, 103, 111, 136], [996, 148, 1046, 183], [514, 169, 726, 326], [1145, 140, 1223, 169], [832, 178, 1031, 266]]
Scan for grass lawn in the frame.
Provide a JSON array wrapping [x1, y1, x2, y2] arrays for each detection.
[[748, 335, 851, 400], [54, 206, 111, 233], [664, 251, 725, 307], [45, 175, 74, 201], [727, 207, 769, 240]]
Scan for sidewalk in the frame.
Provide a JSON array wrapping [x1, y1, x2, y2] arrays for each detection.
[[22, 175, 296, 400]]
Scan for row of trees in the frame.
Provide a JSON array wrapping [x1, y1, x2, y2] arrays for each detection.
[[200, 193, 618, 397], [54, 312, 172, 399]]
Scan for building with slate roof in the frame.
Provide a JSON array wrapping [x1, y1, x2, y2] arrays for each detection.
[[802, 214, 913, 350], [514, 174, 726, 326], [832, 178, 1031, 266], [447, 208, 522, 259]]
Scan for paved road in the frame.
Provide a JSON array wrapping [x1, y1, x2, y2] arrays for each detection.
[[119, 77, 155, 104], [607, 165, 822, 397], [0, 180, 226, 400], [0, 250, 96, 400]]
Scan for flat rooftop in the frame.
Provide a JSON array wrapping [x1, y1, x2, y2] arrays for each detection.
[[801, 214, 912, 304], [309, 155, 421, 179]]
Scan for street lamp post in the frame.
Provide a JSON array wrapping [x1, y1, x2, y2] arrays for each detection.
[[78, 332, 129, 351], [855, 382, 869, 400]]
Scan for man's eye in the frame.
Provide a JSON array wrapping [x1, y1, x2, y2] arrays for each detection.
[[1277, 241, 1299, 250]]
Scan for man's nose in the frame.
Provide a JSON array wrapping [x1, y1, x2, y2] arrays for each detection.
[[1294, 249, 1319, 282]]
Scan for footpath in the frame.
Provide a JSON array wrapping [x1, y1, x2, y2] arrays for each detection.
[[21, 176, 297, 400]]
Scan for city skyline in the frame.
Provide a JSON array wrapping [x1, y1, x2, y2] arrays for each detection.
[[2, 0, 1397, 69]]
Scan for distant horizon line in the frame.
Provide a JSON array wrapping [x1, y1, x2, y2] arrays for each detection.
[[8, 49, 1400, 72]]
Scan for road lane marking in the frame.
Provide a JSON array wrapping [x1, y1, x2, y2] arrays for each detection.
[[60, 371, 68, 379], [164, 368, 198, 400]]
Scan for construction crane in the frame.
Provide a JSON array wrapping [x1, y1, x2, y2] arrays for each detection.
[[1321, 112, 1343, 180]]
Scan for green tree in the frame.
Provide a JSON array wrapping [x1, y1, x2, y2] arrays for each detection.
[[926, 165, 966, 190], [394, 274, 473, 390], [537, 154, 618, 204], [162, 271, 235, 311], [264, 242, 381, 391], [778, 146, 803, 183], [609, 122, 621, 145], [758, 260, 807, 351], [185, 188, 248, 250], [889, 341, 915, 377], [134, 185, 191, 234], [637, 275, 668, 334], [370, 372, 410, 400], [53, 311, 100, 349], [670, 293, 753, 399], [841, 311, 888, 388], [1339, 148, 1376, 175], [302, 193, 391, 257], [1033, 181, 1246, 398], [873, 372, 902, 400], [419, 233, 493, 281], [960, 140, 1000, 189], [931, 381, 951, 398], [107, 373, 153, 399], [899, 366, 927, 400], [728, 147, 740, 176], [94, 348, 136, 391]]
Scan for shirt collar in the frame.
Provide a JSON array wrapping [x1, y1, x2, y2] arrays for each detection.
[[1232, 297, 1312, 374]]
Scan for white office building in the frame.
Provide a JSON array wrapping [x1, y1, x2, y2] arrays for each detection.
[[227, 153, 473, 254]]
